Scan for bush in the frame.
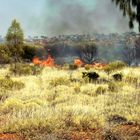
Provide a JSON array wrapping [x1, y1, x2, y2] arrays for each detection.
[[84, 64, 91, 71], [125, 76, 139, 85], [22, 45, 36, 61], [104, 61, 126, 74], [112, 73, 123, 81], [0, 77, 24, 91], [108, 82, 118, 92], [0, 45, 11, 64], [74, 84, 81, 93], [49, 77, 70, 87], [96, 86, 107, 95], [69, 64, 78, 70], [9, 63, 43, 76]]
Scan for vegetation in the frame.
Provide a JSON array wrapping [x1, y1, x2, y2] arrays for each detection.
[[77, 42, 97, 64], [112, 0, 140, 31], [9, 63, 43, 76], [0, 66, 139, 140], [104, 61, 126, 74], [6, 19, 24, 63]]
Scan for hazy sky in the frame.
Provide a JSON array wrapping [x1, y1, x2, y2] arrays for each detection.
[[0, 0, 138, 37]]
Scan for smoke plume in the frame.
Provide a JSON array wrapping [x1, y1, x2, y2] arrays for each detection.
[[41, 0, 135, 36]]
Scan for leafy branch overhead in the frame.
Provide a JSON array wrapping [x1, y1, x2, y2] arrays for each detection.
[[112, 0, 140, 31]]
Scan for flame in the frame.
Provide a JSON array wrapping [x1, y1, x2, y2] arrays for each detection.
[[74, 59, 84, 67], [93, 63, 107, 69], [32, 57, 41, 65], [32, 55, 55, 67]]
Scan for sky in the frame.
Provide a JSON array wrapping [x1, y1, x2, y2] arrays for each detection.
[[0, 0, 138, 37]]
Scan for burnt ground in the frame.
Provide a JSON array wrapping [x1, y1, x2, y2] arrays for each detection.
[[0, 123, 139, 140]]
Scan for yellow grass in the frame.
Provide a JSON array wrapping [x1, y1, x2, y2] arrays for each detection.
[[0, 66, 140, 136]]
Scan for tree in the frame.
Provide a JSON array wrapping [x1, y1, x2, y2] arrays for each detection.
[[135, 37, 140, 62], [6, 19, 24, 63], [112, 0, 140, 31], [122, 37, 135, 66], [77, 42, 98, 64]]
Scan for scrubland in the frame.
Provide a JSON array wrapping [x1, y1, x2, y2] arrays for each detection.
[[0, 65, 140, 140]]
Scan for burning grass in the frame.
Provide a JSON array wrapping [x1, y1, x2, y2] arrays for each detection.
[[0, 66, 140, 140]]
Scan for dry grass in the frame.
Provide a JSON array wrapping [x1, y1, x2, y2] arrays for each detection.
[[0, 66, 140, 139]]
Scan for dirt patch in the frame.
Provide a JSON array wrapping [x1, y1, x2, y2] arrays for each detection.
[[57, 124, 140, 140], [0, 133, 25, 140], [113, 124, 140, 137]]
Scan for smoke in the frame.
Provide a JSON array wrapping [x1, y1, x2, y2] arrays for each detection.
[[41, 0, 134, 36]]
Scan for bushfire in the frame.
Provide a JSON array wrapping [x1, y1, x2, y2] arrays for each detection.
[[33, 56, 107, 69], [32, 55, 55, 67], [74, 58, 107, 69], [74, 58, 84, 67]]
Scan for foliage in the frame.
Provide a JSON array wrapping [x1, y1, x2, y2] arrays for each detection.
[[0, 45, 11, 64], [9, 63, 43, 76], [22, 45, 36, 61], [112, 0, 140, 31], [6, 19, 24, 62], [84, 64, 91, 71], [69, 64, 78, 70], [77, 42, 98, 64], [108, 82, 118, 92], [104, 61, 126, 74], [0, 66, 140, 139], [95, 86, 107, 94], [0, 77, 24, 91], [112, 73, 123, 81], [49, 77, 70, 87]]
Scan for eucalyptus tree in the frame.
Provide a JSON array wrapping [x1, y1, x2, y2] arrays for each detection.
[[112, 0, 140, 31]]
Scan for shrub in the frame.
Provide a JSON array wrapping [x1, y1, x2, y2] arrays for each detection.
[[0, 92, 10, 102], [112, 73, 123, 81], [9, 63, 43, 76], [104, 61, 126, 74], [125, 76, 139, 85], [82, 72, 99, 82], [109, 61, 126, 70], [96, 86, 107, 95], [49, 77, 70, 87], [73, 84, 81, 93], [103, 130, 122, 140], [84, 64, 91, 71], [32, 65, 43, 75], [22, 45, 36, 61], [69, 64, 78, 70], [108, 115, 127, 125], [108, 82, 118, 92], [0, 77, 24, 91], [2, 98, 24, 113], [0, 45, 11, 64]]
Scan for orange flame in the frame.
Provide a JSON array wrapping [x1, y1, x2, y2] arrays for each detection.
[[32, 55, 55, 67], [74, 59, 84, 67], [93, 63, 107, 69], [32, 57, 41, 65]]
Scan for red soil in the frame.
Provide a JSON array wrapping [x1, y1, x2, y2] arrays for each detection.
[[0, 133, 25, 140]]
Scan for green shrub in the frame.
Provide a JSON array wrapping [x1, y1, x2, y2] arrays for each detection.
[[96, 86, 107, 94], [0, 77, 24, 91], [9, 63, 43, 76], [69, 64, 78, 70]]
